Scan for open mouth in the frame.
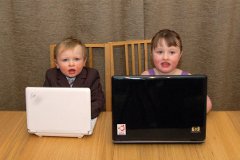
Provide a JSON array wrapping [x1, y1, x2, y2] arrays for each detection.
[[68, 69, 76, 74], [161, 62, 170, 68]]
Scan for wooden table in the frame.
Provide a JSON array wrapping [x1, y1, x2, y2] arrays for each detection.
[[0, 111, 240, 160]]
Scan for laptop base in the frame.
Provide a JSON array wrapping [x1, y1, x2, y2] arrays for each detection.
[[113, 140, 205, 144], [27, 118, 97, 138]]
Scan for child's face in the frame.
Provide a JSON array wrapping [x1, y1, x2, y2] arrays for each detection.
[[55, 45, 86, 77], [152, 39, 182, 74]]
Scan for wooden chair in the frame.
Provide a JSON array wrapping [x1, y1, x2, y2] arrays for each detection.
[[49, 43, 111, 111], [108, 39, 151, 76], [106, 39, 151, 110]]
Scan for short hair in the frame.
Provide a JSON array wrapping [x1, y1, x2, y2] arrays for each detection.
[[54, 37, 86, 59], [151, 29, 183, 52]]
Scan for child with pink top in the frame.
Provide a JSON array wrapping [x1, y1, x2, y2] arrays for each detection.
[[142, 29, 212, 113]]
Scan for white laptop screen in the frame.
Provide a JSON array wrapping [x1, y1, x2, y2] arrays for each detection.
[[26, 87, 93, 137]]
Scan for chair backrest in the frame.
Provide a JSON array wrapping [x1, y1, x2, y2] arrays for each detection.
[[108, 39, 151, 76], [49, 43, 111, 111], [105, 39, 151, 111]]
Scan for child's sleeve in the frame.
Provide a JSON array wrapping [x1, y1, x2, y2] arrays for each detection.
[[90, 70, 105, 119]]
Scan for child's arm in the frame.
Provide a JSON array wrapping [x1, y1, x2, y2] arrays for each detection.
[[141, 70, 150, 75], [206, 95, 212, 113], [188, 72, 212, 113], [43, 68, 58, 87], [89, 70, 105, 119], [43, 69, 51, 87]]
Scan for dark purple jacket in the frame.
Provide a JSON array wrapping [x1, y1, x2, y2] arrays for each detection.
[[43, 67, 105, 119]]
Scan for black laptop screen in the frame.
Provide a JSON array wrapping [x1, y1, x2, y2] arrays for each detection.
[[112, 75, 207, 142]]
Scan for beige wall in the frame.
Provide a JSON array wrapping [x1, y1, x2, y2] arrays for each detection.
[[0, 0, 240, 110]]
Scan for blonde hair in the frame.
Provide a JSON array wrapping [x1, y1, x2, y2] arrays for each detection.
[[54, 37, 86, 59], [151, 29, 182, 52]]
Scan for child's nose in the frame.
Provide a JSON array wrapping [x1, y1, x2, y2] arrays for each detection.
[[163, 53, 169, 59], [68, 60, 75, 66]]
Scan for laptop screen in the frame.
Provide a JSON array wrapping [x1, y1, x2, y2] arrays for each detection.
[[26, 87, 94, 138], [112, 75, 207, 143]]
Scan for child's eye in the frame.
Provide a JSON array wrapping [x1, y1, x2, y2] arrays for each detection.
[[62, 59, 69, 62], [157, 51, 163, 54], [74, 58, 81, 61], [170, 51, 175, 55]]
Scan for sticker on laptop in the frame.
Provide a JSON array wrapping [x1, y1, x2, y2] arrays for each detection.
[[191, 126, 201, 133], [117, 124, 126, 135]]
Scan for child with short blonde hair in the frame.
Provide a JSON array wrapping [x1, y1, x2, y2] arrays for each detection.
[[44, 37, 105, 118]]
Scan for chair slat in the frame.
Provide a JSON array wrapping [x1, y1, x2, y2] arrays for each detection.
[[50, 44, 56, 68], [131, 44, 136, 75], [144, 42, 148, 71], [104, 43, 111, 111], [125, 44, 129, 75], [138, 43, 142, 75], [88, 47, 93, 67], [110, 43, 114, 76]]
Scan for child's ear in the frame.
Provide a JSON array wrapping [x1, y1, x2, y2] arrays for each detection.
[[180, 51, 183, 58], [83, 57, 87, 66], [55, 59, 59, 68]]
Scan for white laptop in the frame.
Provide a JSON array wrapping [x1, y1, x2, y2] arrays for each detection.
[[25, 87, 97, 138]]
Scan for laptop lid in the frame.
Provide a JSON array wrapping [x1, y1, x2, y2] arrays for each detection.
[[112, 75, 207, 143], [26, 87, 95, 138]]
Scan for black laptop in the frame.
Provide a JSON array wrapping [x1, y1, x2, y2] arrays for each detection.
[[112, 75, 207, 143]]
